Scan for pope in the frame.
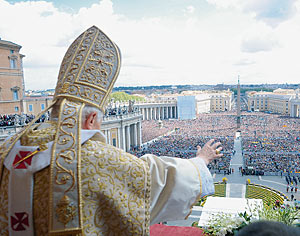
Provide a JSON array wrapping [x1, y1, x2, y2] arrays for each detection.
[[0, 26, 222, 236]]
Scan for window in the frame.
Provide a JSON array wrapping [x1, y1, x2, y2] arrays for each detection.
[[41, 104, 45, 110], [112, 138, 117, 147], [10, 59, 16, 69], [13, 90, 18, 100], [28, 104, 33, 112], [15, 106, 19, 112]]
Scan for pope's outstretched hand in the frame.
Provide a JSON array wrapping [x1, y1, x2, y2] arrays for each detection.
[[196, 139, 223, 165]]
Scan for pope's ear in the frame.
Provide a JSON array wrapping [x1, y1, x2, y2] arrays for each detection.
[[82, 112, 97, 130]]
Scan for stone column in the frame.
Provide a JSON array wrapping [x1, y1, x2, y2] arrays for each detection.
[[107, 130, 111, 145], [152, 107, 154, 120], [152, 108, 154, 120], [126, 125, 131, 151], [144, 108, 147, 120], [158, 107, 161, 120], [104, 130, 108, 143], [147, 107, 149, 120], [166, 107, 168, 119], [117, 127, 121, 148], [154, 107, 157, 120], [141, 108, 145, 120], [165, 107, 168, 119], [150, 108, 153, 120], [122, 126, 126, 150], [137, 121, 142, 148], [133, 123, 138, 147], [145, 108, 148, 120]]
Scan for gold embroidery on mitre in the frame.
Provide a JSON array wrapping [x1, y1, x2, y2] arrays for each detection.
[[53, 25, 121, 112], [55, 195, 77, 226]]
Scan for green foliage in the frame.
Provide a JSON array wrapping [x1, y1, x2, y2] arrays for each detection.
[[110, 92, 145, 102], [259, 204, 300, 226], [191, 221, 198, 227], [231, 88, 273, 95]]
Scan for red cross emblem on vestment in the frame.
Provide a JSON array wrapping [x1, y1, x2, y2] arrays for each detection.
[[11, 212, 29, 231], [13, 151, 33, 169]]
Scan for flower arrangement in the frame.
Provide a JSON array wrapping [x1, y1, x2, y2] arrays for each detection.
[[199, 200, 299, 236], [222, 177, 228, 184], [246, 179, 251, 184], [204, 212, 246, 236]]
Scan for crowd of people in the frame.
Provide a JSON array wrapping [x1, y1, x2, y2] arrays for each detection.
[[130, 113, 236, 172], [0, 113, 49, 127], [241, 112, 300, 174], [135, 111, 300, 176], [104, 103, 139, 117], [140, 120, 177, 143]]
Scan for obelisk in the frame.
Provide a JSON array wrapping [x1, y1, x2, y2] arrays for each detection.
[[237, 76, 241, 129]]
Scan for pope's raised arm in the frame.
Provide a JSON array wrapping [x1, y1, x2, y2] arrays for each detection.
[[140, 139, 222, 224]]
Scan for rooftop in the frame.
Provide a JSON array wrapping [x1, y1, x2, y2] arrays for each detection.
[[0, 38, 22, 49]]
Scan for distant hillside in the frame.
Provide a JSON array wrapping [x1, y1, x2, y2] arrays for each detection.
[[110, 92, 145, 102], [231, 88, 273, 95]]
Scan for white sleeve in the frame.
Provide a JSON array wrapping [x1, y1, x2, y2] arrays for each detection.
[[140, 154, 214, 225]]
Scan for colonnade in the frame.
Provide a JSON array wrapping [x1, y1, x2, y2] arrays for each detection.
[[121, 122, 142, 152], [98, 102, 180, 152], [102, 116, 142, 152], [140, 105, 177, 120]]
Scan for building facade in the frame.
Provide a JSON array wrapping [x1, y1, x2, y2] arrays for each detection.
[[210, 91, 233, 112], [181, 90, 233, 113], [136, 90, 234, 121], [195, 94, 211, 114], [246, 89, 296, 116], [0, 39, 25, 114]]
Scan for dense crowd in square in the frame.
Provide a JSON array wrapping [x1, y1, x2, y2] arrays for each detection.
[[135, 111, 300, 175], [131, 113, 236, 172], [241, 112, 300, 174]]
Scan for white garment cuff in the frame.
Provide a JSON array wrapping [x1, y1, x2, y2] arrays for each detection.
[[190, 157, 215, 197]]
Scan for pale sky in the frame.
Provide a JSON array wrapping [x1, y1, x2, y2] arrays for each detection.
[[1, 0, 300, 90]]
